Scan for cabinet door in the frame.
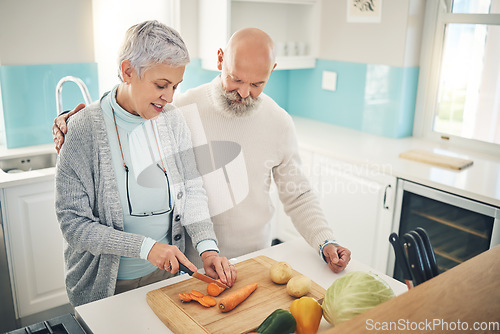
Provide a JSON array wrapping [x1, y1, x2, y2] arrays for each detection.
[[2, 181, 68, 318], [317, 156, 396, 273]]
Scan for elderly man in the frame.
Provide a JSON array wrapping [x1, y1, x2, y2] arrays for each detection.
[[53, 28, 351, 273]]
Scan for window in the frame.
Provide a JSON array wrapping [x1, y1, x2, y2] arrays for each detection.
[[92, 0, 178, 95], [415, 0, 500, 153]]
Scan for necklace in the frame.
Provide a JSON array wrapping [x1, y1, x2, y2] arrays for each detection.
[[111, 108, 167, 174], [111, 108, 173, 216]]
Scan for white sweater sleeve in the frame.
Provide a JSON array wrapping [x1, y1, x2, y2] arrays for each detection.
[[272, 117, 336, 253]]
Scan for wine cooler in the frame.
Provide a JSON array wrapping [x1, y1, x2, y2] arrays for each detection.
[[390, 180, 500, 282]]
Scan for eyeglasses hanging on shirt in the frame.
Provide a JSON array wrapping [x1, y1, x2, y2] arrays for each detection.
[[112, 108, 173, 217]]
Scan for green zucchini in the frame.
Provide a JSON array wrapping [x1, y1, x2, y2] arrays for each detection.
[[255, 309, 296, 334]]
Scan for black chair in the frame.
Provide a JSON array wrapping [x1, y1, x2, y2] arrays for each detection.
[[389, 227, 439, 288]]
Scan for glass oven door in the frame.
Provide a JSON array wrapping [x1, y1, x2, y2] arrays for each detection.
[[390, 180, 500, 281]]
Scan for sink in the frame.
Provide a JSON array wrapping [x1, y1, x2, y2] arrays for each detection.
[[0, 153, 57, 173]]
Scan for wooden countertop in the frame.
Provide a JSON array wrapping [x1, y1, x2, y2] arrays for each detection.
[[321, 246, 500, 333]]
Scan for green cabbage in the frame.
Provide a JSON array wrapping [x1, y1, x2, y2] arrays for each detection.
[[322, 271, 395, 326]]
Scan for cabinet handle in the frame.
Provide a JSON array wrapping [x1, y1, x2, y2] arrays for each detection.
[[383, 185, 391, 210]]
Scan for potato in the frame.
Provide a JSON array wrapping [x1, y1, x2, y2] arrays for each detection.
[[270, 261, 293, 284], [286, 275, 311, 297]]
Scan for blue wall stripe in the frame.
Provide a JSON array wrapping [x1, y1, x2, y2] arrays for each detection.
[[0, 63, 99, 148], [286, 59, 419, 138], [181, 58, 418, 139], [180, 58, 290, 109], [0, 59, 417, 148]]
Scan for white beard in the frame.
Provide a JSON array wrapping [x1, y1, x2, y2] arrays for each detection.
[[214, 82, 262, 117]]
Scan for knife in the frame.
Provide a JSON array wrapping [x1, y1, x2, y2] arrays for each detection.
[[407, 231, 433, 281], [415, 227, 439, 278], [389, 233, 414, 290], [178, 262, 230, 289], [402, 233, 426, 286]]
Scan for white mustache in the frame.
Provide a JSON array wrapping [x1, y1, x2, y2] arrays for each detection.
[[226, 90, 256, 106]]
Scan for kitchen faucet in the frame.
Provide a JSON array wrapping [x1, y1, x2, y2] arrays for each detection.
[[55, 76, 92, 115]]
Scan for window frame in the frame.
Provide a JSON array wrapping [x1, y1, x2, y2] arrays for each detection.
[[91, 0, 179, 96], [413, 0, 500, 155]]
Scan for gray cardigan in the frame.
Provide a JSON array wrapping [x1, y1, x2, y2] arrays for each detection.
[[55, 102, 216, 306]]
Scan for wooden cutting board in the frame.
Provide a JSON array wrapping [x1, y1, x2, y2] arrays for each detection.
[[399, 149, 473, 170], [146, 256, 326, 334]]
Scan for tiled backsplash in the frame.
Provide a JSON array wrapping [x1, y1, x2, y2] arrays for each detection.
[[0, 63, 99, 148], [181, 58, 419, 139], [287, 59, 419, 138], [0, 58, 418, 149]]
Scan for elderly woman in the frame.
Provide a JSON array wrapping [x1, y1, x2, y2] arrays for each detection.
[[55, 20, 235, 306]]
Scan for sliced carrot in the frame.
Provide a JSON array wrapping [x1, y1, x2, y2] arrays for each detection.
[[190, 290, 204, 298], [179, 290, 216, 308], [207, 282, 226, 297], [202, 295, 217, 307], [197, 299, 211, 307], [178, 292, 192, 302], [189, 294, 202, 302], [218, 283, 258, 313]]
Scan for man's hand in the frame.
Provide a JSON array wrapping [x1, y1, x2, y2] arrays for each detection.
[[323, 244, 351, 273], [201, 251, 237, 287], [53, 103, 85, 154]]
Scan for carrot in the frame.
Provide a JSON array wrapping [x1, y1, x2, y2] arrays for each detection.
[[218, 283, 258, 312], [202, 295, 217, 307], [179, 290, 216, 308], [190, 290, 204, 298], [207, 282, 226, 297], [197, 299, 211, 307], [178, 292, 192, 302]]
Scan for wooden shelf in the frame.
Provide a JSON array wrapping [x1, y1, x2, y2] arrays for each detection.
[[411, 209, 489, 239], [435, 250, 462, 265], [275, 56, 316, 70], [199, 0, 320, 71]]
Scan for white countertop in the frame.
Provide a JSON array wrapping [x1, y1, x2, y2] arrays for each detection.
[[1, 119, 499, 208], [75, 238, 407, 334], [293, 116, 500, 207], [0, 144, 56, 188]]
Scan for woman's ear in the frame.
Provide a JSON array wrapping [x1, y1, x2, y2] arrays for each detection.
[[216, 48, 224, 71], [121, 60, 134, 84]]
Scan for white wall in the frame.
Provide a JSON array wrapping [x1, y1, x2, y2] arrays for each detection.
[[0, 0, 94, 65], [0, 0, 425, 68], [319, 0, 425, 67], [179, 0, 425, 67], [92, 0, 176, 94], [178, 0, 200, 58]]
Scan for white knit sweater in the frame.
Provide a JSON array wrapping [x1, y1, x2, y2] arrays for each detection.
[[175, 76, 335, 266]]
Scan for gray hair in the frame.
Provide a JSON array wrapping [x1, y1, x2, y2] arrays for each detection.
[[117, 20, 190, 81]]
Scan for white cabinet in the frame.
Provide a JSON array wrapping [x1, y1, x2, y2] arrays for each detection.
[[316, 155, 396, 273], [273, 148, 396, 274], [198, 0, 320, 70], [1, 180, 68, 318]]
